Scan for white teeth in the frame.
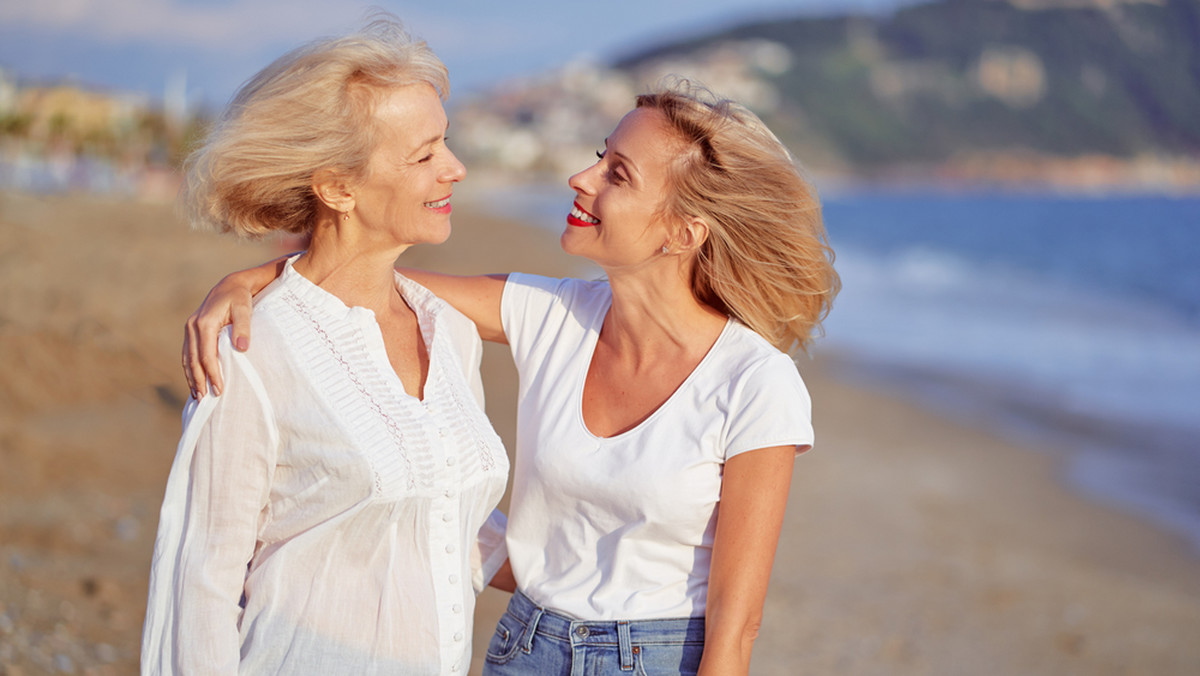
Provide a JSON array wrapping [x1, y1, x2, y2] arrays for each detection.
[[571, 206, 599, 224], [424, 197, 450, 208]]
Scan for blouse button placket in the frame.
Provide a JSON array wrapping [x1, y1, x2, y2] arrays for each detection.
[[429, 390, 466, 674]]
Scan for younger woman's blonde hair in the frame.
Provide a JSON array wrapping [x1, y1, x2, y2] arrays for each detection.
[[183, 15, 449, 237], [638, 81, 840, 354]]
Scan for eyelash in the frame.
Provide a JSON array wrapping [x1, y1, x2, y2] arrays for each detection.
[[596, 150, 627, 184], [419, 138, 450, 163]]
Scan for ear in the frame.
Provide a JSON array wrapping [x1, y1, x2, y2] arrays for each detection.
[[673, 215, 710, 254], [311, 169, 356, 214]]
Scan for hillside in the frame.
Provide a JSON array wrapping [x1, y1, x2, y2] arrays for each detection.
[[614, 0, 1200, 170], [452, 0, 1200, 188]]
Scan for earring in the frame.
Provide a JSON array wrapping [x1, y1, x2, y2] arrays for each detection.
[[343, 211, 350, 221], [661, 245, 669, 254]]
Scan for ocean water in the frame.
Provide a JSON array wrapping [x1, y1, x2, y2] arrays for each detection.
[[819, 189, 1200, 552], [478, 183, 1200, 553]]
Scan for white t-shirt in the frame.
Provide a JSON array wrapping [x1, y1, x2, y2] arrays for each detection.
[[142, 258, 509, 675], [500, 273, 813, 621]]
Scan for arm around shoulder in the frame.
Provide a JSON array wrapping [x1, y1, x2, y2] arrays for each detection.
[[397, 268, 509, 343]]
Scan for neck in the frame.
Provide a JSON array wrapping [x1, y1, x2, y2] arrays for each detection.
[[292, 214, 410, 311], [602, 263, 726, 360]]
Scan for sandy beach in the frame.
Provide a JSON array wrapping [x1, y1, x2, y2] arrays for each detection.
[[1, 189, 1197, 675]]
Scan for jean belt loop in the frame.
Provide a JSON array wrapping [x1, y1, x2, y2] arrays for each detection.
[[520, 606, 544, 654], [617, 620, 634, 671]]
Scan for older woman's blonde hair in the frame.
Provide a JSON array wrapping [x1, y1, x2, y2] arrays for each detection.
[[638, 81, 840, 354], [183, 16, 449, 237]]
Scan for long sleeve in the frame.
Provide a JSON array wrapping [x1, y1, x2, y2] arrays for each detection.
[[144, 266, 508, 674], [471, 509, 508, 593], [142, 331, 280, 674]]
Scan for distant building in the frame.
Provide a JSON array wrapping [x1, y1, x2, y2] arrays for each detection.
[[0, 67, 16, 117]]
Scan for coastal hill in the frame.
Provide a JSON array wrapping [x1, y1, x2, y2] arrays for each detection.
[[453, 0, 1200, 190]]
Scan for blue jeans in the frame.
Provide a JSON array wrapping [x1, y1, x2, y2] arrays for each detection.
[[482, 590, 705, 676]]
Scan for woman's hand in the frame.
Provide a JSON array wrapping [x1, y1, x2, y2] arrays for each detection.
[[184, 257, 289, 398]]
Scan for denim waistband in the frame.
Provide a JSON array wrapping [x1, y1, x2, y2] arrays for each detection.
[[505, 590, 706, 648]]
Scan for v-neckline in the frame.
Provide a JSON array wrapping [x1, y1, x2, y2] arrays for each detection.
[[576, 302, 732, 442], [285, 258, 435, 405]]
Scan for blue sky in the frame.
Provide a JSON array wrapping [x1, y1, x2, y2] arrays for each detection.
[[1, 0, 913, 110]]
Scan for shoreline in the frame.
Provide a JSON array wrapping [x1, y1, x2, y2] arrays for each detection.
[[1, 191, 1196, 674], [821, 347, 1200, 558], [752, 352, 1200, 674], [7, 159, 1200, 210]]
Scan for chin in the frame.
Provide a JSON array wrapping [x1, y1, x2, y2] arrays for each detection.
[[559, 231, 582, 258], [422, 221, 453, 245]]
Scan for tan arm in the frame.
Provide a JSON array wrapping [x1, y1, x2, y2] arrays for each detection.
[[699, 446, 796, 675], [185, 260, 513, 397], [488, 559, 517, 593], [396, 269, 509, 344]]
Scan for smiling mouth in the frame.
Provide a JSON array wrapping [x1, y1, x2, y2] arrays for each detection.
[[424, 196, 451, 209], [567, 202, 600, 227]]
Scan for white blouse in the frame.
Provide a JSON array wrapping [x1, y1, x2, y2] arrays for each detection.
[[500, 274, 813, 621], [142, 258, 509, 675]]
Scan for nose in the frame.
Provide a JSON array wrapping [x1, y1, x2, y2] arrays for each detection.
[[568, 162, 598, 195], [441, 149, 466, 183]]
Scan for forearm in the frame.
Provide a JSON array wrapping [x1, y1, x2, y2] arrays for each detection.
[[396, 268, 509, 343], [238, 253, 293, 291], [698, 446, 795, 675], [698, 595, 762, 675], [488, 559, 517, 593]]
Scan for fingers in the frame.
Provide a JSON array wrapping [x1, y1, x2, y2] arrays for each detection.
[[183, 318, 199, 399], [181, 280, 255, 400], [183, 314, 209, 399], [196, 312, 226, 396], [230, 295, 253, 352]]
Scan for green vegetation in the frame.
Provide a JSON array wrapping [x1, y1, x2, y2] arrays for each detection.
[[616, 0, 1200, 169]]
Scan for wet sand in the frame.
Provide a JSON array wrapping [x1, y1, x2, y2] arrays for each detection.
[[0, 190, 1197, 674]]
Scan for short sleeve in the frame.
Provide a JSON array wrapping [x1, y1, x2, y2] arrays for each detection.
[[501, 273, 565, 367], [501, 273, 613, 380], [724, 352, 814, 460]]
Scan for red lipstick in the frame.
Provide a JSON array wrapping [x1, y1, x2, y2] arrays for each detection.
[[567, 201, 599, 227]]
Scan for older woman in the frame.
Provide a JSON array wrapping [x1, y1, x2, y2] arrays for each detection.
[[185, 83, 838, 675], [141, 19, 509, 674]]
